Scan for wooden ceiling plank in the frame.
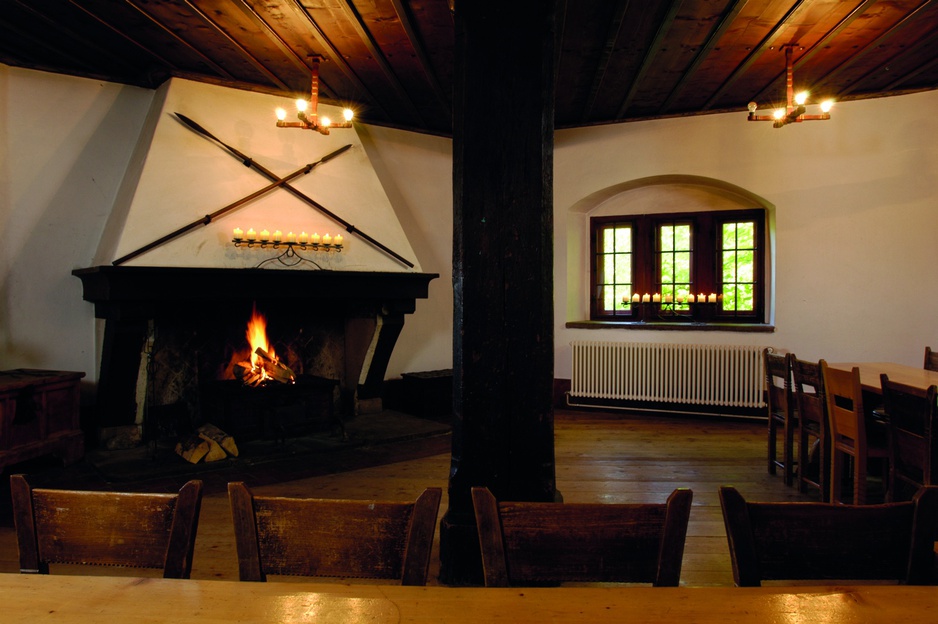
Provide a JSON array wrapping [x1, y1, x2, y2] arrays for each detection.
[[881, 29, 938, 90], [580, 0, 630, 124], [812, 0, 937, 98], [339, 0, 426, 127], [389, 0, 451, 116], [180, 0, 289, 89], [3, 0, 140, 78], [286, 0, 391, 119], [616, 0, 683, 119], [747, 0, 878, 107], [658, 0, 748, 115]]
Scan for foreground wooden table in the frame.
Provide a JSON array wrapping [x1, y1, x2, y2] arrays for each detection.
[[3, 574, 938, 623], [828, 362, 938, 395]]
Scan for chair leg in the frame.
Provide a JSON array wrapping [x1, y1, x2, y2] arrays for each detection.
[[783, 418, 796, 487], [855, 453, 867, 506], [830, 448, 843, 504], [767, 418, 777, 475]]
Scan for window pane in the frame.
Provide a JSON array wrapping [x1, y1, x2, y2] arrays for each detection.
[[596, 223, 632, 314], [720, 220, 756, 314]]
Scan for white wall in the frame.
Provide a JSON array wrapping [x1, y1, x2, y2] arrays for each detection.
[[555, 90, 938, 377], [4, 63, 938, 394]]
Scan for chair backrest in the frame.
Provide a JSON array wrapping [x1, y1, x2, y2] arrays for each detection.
[[820, 361, 866, 450], [764, 349, 792, 420], [228, 482, 442, 584], [925, 346, 938, 372], [719, 485, 938, 586], [881, 374, 938, 495], [11, 474, 203, 578], [791, 356, 826, 429], [471, 486, 693, 587]]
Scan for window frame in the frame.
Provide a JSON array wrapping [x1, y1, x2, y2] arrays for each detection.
[[589, 208, 766, 324]]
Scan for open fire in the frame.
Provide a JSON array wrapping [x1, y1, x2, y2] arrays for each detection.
[[232, 305, 295, 386]]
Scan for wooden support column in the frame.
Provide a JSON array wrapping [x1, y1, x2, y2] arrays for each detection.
[[439, 0, 558, 585]]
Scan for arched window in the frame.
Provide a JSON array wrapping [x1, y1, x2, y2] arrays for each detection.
[[590, 208, 765, 323]]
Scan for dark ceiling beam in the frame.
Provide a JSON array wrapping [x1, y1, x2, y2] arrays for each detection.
[[338, 0, 427, 128], [701, 0, 809, 110], [658, 0, 748, 115], [287, 0, 392, 120], [813, 0, 937, 99], [616, 0, 682, 119], [840, 26, 938, 97], [580, 0, 630, 124], [389, 0, 451, 117], [178, 0, 289, 90]]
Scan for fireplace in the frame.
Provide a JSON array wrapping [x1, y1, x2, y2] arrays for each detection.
[[73, 266, 437, 442]]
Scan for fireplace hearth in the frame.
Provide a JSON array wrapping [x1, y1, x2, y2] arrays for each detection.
[[73, 266, 438, 442]]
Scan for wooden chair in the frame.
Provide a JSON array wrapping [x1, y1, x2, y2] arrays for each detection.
[[821, 361, 889, 505], [11, 475, 203, 578], [471, 486, 693, 587], [925, 346, 938, 372], [881, 374, 938, 501], [791, 356, 829, 501], [765, 349, 797, 486], [228, 482, 442, 584], [719, 485, 938, 586]]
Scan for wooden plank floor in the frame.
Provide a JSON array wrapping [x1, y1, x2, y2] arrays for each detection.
[[0, 408, 809, 586]]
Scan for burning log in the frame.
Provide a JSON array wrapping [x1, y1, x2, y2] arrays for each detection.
[[254, 347, 296, 384]]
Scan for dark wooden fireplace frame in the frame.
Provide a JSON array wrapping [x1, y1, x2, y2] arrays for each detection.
[[73, 266, 438, 429]]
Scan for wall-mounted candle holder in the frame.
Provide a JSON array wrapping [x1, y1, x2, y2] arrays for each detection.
[[232, 229, 345, 269]]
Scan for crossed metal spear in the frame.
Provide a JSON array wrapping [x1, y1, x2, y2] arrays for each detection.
[[171, 112, 415, 268]]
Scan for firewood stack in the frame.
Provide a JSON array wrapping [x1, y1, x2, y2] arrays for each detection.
[[233, 347, 296, 387], [175, 423, 240, 464]]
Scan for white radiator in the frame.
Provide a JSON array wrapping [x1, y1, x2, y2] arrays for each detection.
[[569, 341, 766, 409]]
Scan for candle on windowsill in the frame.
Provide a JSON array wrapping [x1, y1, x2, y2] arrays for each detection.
[[642, 293, 650, 303], [664, 293, 673, 303], [697, 293, 706, 303], [708, 293, 717, 303], [631, 293, 640, 303], [652, 293, 661, 303]]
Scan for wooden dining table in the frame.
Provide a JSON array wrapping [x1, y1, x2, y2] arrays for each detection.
[[828, 362, 938, 395], [3, 573, 938, 623]]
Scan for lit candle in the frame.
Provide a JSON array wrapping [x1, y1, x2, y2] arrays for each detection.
[[652, 293, 661, 303], [311, 233, 321, 245], [334, 234, 343, 246], [642, 293, 650, 303], [273, 230, 282, 242], [664, 293, 673, 303], [708, 293, 717, 303], [286, 231, 296, 243], [697, 293, 706, 303], [323, 233, 333, 245], [233, 227, 243, 239], [246, 228, 256, 240], [631, 293, 640, 303], [299, 231, 309, 244], [259, 229, 270, 241]]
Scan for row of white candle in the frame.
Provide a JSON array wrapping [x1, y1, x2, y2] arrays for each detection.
[[624, 292, 719, 304], [232, 228, 343, 246]]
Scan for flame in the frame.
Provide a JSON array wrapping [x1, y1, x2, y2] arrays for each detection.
[[246, 306, 275, 368]]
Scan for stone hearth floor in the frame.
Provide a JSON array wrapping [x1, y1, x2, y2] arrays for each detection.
[[15, 410, 451, 495]]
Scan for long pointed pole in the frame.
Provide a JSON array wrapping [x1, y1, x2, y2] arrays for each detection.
[[174, 113, 415, 268], [112, 152, 335, 266]]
